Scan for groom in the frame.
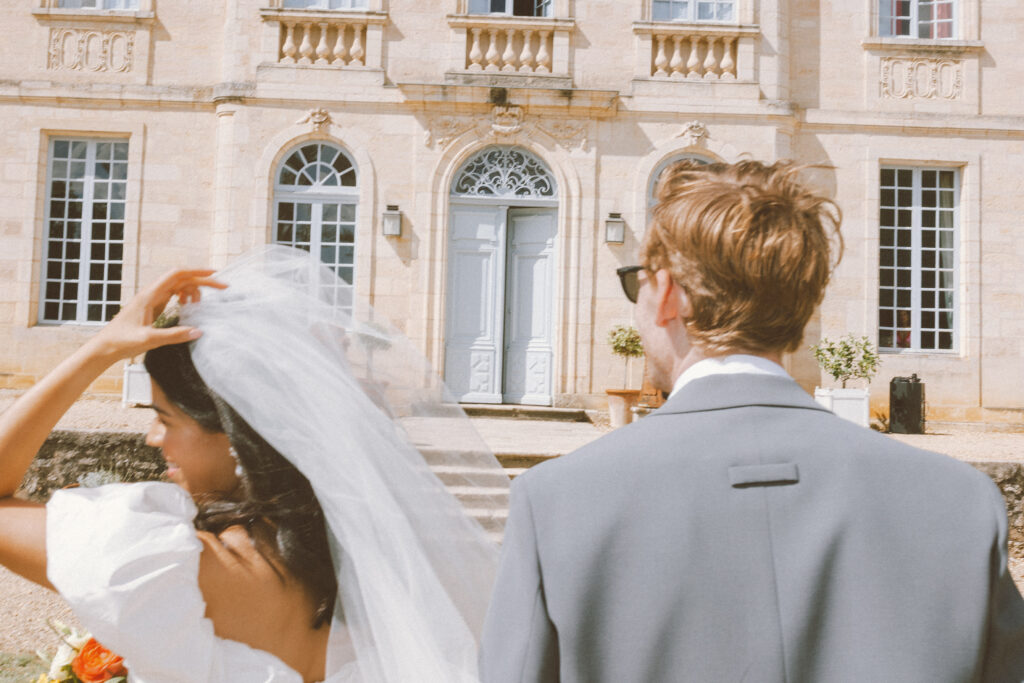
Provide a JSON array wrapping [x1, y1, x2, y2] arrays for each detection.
[[479, 160, 1024, 681]]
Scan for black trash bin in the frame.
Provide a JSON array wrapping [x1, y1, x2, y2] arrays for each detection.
[[889, 374, 925, 434]]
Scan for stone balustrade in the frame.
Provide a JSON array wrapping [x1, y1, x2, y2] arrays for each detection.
[[633, 22, 759, 82], [447, 15, 574, 78], [260, 9, 387, 68]]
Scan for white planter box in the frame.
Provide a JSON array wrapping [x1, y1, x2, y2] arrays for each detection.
[[122, 362, 152, 407], [814, 387, 870, 428]]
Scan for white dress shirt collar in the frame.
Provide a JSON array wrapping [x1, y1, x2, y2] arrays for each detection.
[[667, 354, 791, 399]]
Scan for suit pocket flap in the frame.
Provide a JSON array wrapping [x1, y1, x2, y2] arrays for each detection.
[[729, 463, 800, 488]]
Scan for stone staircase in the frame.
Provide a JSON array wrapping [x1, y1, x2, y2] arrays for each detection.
[[430, 451, 563, 540], [425, 405, 601, 539]]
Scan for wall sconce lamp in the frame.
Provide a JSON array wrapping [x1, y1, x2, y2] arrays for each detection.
[[382, 205, 402, 237], [605, 213, 625, 244]]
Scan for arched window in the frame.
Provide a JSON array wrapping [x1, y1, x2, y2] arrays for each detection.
[[452, 146, 557, 200], [647, 153, 714, 207], [273, 142, 358, 311]]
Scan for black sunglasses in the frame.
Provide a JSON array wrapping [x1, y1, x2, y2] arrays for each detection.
[[616, 265, 645, 304]]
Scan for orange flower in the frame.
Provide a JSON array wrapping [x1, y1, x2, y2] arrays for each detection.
[[70, 638, 127, 683]]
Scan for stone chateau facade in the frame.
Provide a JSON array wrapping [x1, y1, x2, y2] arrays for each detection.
[[1, 0, 1022, 426]]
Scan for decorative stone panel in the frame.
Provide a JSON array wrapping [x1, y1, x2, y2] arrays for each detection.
[[423, 108, 588, 153], [47, 27, 135, 73], [861, 38, 983, 114], [880, 57, 963, 100]]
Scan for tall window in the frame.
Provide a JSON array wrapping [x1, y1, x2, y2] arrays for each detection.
[[273, 142, 358, 312], [879, 0, 954, 39], [41, 139, 127, 324], [878, 167, 958, 352], [467, 0, 552, 17], [282, 0, 368, 9], [57, 0, 140, 8], [652, 0, 735, 22]]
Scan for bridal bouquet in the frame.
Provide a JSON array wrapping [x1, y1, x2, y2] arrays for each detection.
[[34, 621, 126, 683]]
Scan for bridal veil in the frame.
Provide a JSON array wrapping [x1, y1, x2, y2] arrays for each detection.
[[179, 246, 509, 682]]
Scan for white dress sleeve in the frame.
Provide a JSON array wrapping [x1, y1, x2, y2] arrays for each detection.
[[46, 481, 303, 683]]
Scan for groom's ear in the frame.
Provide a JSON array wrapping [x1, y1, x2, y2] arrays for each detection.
[[653, 269, 691, 328]]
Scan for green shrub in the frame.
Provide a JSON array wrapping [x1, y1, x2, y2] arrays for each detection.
[[810, 334, 880, 389], [607, 325, 644, 360]]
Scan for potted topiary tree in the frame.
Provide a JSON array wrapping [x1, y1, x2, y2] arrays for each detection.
[[606, 324, 644, 428], [811, 334, 880, 428]]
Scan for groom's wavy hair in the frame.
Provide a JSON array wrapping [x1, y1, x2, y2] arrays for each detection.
[[644, 159, 843, 354], [145, 337, 337, 630]]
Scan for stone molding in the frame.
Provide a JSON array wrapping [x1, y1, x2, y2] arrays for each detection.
[[490, 105, 524, 135], [677, 120, 708, 147], [47, 27, 135, 73], [535, 119, 588, 152], [424, 107, 588, 152], [296, 107, 333, 131], [880, 57, 963, 101]]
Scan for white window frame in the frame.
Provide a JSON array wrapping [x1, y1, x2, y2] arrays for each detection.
[[280, 0, 368, 9], [56, 0, 140, 9], [467, 0, 553, 17], [877, 166, 960, 353], [878, 0, 957, 39], [40, 138, 129, 325], [272, 142, 360, 313], [651, 0, 736, 23]]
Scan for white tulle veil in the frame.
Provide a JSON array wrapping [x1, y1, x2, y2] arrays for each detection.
[[178, 246, 509, 682]]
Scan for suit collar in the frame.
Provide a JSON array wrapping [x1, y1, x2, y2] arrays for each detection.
[[652, 373, 831, 417]]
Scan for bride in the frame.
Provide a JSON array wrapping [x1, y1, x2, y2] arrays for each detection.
[[0, 247, 509, 682]]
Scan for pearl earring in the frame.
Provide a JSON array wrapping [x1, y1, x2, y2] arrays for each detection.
[[229, 445, 244, 479]]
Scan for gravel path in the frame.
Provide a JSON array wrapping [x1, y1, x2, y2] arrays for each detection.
[[0, 568, 80, 655], [1, 390, 1023, 656]]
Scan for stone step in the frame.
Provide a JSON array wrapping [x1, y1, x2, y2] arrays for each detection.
[[495, 452, 563, 469], [448, 485, 510, 508], [432, 465, 516, 487], [462, 404, 591, 422], [464, 507, 509, 533], [925, 420, 1024, 434], [419, 448, 564, 471]]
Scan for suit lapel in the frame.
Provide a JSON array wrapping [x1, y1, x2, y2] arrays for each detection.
[[651, 373, 833, 417]]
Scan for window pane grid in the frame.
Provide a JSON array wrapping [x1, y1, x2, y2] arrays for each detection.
[[878, 166, 958, 353], [880, 0, 955, 38], [652, 0, 734, 22], [41, 139, 127, 324], [274, 142, 358, 315]]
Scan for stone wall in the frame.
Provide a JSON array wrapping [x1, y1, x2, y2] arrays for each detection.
[[18, 430, 164, 502]]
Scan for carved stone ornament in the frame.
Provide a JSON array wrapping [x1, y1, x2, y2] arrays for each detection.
[[880, 57, 963, 100], [296, 108, 333, 132], [424, 116, 479, 148], [536, 120, 588, 151], [48, 28, 134, 73], [678, 120, 709, 147], [491, 105, 525, 135]]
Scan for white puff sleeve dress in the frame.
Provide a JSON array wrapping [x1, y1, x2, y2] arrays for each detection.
[[46, 481, 306, 683]]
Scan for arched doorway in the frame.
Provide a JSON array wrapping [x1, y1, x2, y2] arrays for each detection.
[[271, 141, 359, 313], [444, 146, 558, 405]]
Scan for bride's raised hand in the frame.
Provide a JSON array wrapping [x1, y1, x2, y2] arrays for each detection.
[[86, 269, 228, 363], [0, 269, 225, 501]]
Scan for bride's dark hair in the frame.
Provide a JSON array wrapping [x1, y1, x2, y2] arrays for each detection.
[[144, 341, 338, 629]]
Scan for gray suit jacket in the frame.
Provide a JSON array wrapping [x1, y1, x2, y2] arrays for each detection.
[[479, 373, 1024, 682]]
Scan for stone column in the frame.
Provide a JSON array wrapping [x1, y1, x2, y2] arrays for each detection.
[[211, 100, 242, 268]]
